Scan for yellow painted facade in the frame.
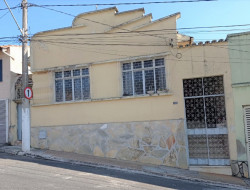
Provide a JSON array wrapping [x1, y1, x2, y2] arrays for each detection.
[[31, 44, 234, 130], [30, 7, 237, 173]]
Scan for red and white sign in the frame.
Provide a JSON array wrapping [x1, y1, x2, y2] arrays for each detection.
[[24, 87, 33, 99]]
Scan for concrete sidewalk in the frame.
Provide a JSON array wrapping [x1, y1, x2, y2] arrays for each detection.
[[1, 145, 250, 189]]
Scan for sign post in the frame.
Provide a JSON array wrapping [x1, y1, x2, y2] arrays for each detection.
[[21, 0, 30, 152]]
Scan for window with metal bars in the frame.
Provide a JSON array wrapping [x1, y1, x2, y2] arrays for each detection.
[[54, 68, 90, 102], [183, 76, 226, 129], [122, 58, 166, 96]]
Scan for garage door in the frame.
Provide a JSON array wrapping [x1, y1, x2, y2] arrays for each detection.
[[0, 100, 7, 144]]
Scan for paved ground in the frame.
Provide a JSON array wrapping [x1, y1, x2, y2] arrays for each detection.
[[0, 145, 250, 189], [0, 152, 243, 190]]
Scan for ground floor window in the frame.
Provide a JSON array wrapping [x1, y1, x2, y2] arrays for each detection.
[[54, 68, 90, 102], [183, 76, 230, 165], [122, 58, 166, 96]]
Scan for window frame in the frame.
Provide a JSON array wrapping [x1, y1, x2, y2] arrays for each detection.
[[121, 58, 166, 96], [54, 68, 90, 103]]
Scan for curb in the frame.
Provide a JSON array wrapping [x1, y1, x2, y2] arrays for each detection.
[[1, 147, 249, 190]]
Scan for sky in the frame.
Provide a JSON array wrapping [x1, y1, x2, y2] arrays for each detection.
[[1, 0, 250, 45]]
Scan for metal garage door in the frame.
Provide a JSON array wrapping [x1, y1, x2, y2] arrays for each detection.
[[0, 99, 7, 144]]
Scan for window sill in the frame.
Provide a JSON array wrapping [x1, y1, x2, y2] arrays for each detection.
[[31, 92, 173, 107]]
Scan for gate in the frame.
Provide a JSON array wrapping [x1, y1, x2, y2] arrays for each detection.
[[183, 76, 230, 165], [0, 99, 8, 144]]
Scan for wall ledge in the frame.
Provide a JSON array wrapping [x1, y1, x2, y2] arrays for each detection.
[[232, 82, 250, 88], [31, 92, 173, 107]]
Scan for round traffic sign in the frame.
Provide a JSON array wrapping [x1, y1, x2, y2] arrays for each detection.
[[24, 87, 33, 99]]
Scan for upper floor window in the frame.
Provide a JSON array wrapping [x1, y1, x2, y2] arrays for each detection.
[[0, 60, 2, 82], [122, 58, 166, 96], [54, 68, 90, 102]]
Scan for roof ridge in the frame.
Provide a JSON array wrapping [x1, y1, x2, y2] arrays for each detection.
[[115, 8, 145, 15], [227, 31, 250, 38], [106, 13, 152, 33], [133, 12, 181, 31], [72, 7, 118, 26], [178, 39, 227, 48]]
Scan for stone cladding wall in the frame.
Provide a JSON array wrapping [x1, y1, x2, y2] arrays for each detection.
[[31, 119, 188, 168]]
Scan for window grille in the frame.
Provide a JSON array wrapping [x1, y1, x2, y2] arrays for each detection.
[[122, 58, 166, 96], [183, 76, 230, 165], [54, 68, 90, 102]]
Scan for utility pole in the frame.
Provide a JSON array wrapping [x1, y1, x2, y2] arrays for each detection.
[[21, 0, 30, 152], [4, 0, 30, 151]]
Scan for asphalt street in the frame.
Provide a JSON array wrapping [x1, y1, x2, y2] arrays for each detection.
[[0, 152, 241, 190]]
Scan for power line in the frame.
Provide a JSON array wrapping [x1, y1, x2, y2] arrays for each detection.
[[0, 11, 9, 19], [28, 3, 250, 44], [3, 28, 248, 42], [178, 24, 250, 30], [30, 3, 170, 41], [31, 39, 168, 47], [28, 0, 217, 8], [0, 36, 18, 39], [31, 36, 250, 47], [31, 37, 250, 54], [31, 26, 250, 38], [0, 5, 20, 11], [32, 39, 250, 64], [3, 3, 249, 54]]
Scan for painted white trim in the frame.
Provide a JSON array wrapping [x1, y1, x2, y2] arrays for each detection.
[[184, 94, 225, 99], [189, 159, 230, 166], [187, 128, 228, 135]]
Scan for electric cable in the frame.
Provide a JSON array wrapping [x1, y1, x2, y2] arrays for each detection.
[[28, 0, 217, 8]]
